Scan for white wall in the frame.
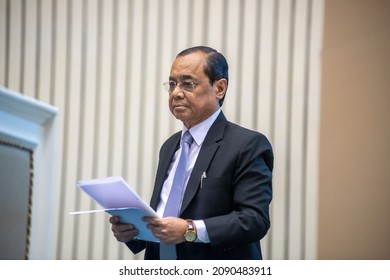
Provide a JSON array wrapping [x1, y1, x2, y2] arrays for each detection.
[[0, 0, 323, 260]]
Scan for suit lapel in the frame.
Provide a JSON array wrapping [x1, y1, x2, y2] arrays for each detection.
[[149, 132, 181, 210], [180, 112, 227, 215]]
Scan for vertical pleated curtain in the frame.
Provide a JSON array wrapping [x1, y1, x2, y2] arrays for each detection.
[[0, 0, 323, 260]]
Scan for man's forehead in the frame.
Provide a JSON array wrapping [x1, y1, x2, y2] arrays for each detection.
[[170, 52, 206, 76]]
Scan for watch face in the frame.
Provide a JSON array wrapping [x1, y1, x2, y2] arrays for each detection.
[[185, 231, 196, 242]]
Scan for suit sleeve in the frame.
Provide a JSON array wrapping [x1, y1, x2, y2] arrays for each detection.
[[204, 132, 273, 248], [125, 239, 146, 254]]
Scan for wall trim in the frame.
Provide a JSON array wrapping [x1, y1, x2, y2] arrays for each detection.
[[0, 87, 58, 259]]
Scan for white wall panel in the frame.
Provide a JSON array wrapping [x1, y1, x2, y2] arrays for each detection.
[[52, 0, 68, 260], [8, 0, 22, 91], [23, 0, 37, 97], [270, 0, 292, 259], [61, 0, 83, 259], [257, 0, 276, 259], [224, 0, 241, 122], [206, 0, 224, 48], [305, 0, 323, 260], [190, 0, 206, 46], [1, 0, 323, 260], [37, 0, 52, 103], [288, 0, 308, 259], [75, 0, 98, 260], [0, 0, 6, 85], [239, 0, 258, 128]]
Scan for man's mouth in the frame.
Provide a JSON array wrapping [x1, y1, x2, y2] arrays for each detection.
[[173, 104, 187, 109]]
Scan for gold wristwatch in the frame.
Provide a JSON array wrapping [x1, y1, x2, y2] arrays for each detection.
[[184, 219, 197, 242]]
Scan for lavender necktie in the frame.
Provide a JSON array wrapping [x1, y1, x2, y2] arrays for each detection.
[[160, 131, 193, 259]]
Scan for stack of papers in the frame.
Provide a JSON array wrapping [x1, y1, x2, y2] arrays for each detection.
[[70, 176, 159, 242]]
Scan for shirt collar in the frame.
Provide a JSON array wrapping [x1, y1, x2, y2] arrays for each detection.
[[182, 109, 221, 147]]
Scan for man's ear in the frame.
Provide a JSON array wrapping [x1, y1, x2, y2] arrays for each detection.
[[215, 78, 228, 100]]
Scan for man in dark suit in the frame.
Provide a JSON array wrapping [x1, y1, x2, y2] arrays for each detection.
[[110, 46, 273, 260]]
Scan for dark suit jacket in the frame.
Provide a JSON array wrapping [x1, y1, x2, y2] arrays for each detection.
[[127, 111, 273, 259]]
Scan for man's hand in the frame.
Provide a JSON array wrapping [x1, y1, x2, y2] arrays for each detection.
[[109, 216, 139, 243], [144, 216, 187, 244]]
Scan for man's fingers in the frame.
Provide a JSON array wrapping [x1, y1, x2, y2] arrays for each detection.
[[109, 217, 139, 243], [142, 216, 159, 224], [111, 223, 136, 233], [109, 216, 119, 224], [114, 229, 139, 243]]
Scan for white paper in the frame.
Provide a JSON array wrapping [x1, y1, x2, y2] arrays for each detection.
[[70, 176, 160, 242]]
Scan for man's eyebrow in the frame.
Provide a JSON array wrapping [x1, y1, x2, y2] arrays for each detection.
[[169, 75, 194, 81], [181, 75, 194, 80]]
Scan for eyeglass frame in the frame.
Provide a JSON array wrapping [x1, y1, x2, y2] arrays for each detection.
[[162, 80, 208, 93]]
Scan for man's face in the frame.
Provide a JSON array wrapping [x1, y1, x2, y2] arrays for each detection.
[[168, 52, 225, 128]]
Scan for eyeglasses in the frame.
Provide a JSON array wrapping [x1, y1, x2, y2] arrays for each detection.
[[163, 81, 197, 93]]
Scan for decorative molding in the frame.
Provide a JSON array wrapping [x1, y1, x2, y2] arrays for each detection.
[[0, 87, 58, 259]]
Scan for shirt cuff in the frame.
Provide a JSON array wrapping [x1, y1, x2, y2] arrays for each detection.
[[193, 220, 210, 243]]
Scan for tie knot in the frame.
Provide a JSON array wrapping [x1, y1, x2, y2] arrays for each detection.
[[182, 131, 193, 146]]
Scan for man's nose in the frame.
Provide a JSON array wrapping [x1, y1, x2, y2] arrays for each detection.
[[171, 86, 185, 98]]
